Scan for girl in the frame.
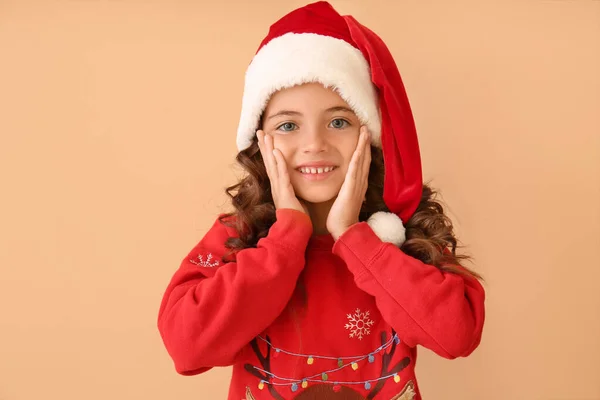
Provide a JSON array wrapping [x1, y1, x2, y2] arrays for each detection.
[[157, 2, 485, 399]]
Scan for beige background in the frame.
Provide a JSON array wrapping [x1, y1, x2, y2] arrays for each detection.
[[1, 1, 599, 399]]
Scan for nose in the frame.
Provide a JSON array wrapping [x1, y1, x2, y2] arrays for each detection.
[[301, 126, 328, 154]]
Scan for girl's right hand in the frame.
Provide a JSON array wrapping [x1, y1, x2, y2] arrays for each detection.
[[256, 130, 309, 216]]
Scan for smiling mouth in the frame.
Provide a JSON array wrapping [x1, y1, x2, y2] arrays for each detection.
[[297, 166, 338, 175]]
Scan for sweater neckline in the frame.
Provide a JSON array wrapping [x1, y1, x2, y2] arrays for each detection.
[[308, 232, 335, 250]]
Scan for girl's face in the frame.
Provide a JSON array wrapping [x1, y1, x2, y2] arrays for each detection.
[[261, 83, 362, 204]]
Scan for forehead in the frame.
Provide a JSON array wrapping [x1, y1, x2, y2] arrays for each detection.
[[264, 82, 351, 113]]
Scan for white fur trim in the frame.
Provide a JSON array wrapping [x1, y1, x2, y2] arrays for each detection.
[[236, 32, 381, 151], [367, 211, 406, 247]]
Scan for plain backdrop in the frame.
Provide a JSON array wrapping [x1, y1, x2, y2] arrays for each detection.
[[1, 1, 599, 399]]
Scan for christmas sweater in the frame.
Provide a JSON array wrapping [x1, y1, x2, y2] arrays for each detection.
[[157, 209, 485, 400]]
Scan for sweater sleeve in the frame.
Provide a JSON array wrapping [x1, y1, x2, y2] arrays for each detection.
[[332, 222, 485, 359], [157, 209, 313, 375]]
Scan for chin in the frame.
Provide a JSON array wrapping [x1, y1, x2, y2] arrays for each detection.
[[296, 187, 339, 204]]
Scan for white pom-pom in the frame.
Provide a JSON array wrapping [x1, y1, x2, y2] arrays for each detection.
[[367, 212, 406, 247]]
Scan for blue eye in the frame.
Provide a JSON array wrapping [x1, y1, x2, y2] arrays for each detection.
[[276, 122, 297, 132], [330, 119, 350, 129]]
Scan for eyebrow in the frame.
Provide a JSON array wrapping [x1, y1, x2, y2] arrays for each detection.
[[265, 106, 355, 121]]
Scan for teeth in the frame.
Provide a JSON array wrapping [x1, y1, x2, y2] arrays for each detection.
[[299, 166, 335, 174]]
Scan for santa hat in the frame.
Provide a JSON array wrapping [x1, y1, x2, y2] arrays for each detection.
[[236, 1, 423, 247]]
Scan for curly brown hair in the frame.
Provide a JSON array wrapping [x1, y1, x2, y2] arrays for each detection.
[[218, 135, 482, 281]]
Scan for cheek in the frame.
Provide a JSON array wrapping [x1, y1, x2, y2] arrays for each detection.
[[272, 138, 294, 161], [340, 142, 359, 169]]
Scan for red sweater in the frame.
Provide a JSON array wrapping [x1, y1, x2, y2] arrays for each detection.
[[158, 209, 485, 400]]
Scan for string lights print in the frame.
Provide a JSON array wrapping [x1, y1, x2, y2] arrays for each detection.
[[244, 329, 412, 399]]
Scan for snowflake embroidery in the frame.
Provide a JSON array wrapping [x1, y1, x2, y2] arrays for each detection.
[[344, 308, 375, 340], [189, 253, 220, 268]]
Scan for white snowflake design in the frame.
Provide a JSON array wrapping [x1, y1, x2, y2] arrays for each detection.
[[189, 252, 220, 268], [344, 308, 375, 340]]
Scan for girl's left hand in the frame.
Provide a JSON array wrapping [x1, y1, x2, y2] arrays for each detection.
[[327, 126, 372, 240]]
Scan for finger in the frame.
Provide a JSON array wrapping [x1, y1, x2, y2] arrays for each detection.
[[355, 127, 371, 197], [257, 130, 266, 160], [256, 130, 273, 177], [360, 127, 372, 186], [350, 127, 369, 181], [256, 130, 263, 152], [361, 154, 371, 197], [263, 133, 279, 180], [346, 137, 363, 183], [272, 148, 292, 191]]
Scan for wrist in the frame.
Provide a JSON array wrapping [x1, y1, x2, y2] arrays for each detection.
[[330, 225, 352, 241]]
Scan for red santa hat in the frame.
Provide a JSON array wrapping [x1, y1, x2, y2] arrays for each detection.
[[236, 1, 423, 247]]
